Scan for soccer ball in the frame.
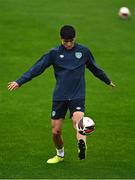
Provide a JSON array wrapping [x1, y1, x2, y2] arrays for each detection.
[[77, 117, 95, 135], [118, 7, 131, 19]]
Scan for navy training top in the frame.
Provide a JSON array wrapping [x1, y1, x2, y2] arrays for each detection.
[[16, 43, 111, 101]]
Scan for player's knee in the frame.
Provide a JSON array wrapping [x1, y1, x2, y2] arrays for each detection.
[[52, 128, 61, 137], [72, 111, 84, 128], [72, 111, 84, 122]]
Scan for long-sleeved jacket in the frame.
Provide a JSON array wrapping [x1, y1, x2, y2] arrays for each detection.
[[16, 43, 111, 101]]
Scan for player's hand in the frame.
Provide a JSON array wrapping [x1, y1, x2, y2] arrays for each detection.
[[109, 81, 116, 88], [8, 81, 19, 91]]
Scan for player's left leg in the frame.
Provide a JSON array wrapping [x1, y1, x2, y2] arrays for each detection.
[[69, 98, 87, 160], [72, 111, 86, 142], [72, 111, 87, 160]]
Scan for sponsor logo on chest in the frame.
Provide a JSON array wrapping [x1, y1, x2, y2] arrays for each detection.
[[59, 54, 64, 58]]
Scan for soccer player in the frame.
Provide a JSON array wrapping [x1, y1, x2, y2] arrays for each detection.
[[8, 25, 115, 164]]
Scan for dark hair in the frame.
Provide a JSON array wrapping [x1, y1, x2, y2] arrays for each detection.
[[60, 25, 76, 39]]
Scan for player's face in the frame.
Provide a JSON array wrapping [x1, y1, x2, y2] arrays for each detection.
[[61, 38, 75, 50]]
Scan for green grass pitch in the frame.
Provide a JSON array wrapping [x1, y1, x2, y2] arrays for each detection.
[[0, 0, 135, 178]]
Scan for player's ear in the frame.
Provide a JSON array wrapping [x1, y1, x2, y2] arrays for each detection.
[[61, 38, 64, 45], [73, 38, 76, 42]]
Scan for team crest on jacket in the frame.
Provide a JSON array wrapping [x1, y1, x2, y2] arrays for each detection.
[[75, 52, 82, 59]]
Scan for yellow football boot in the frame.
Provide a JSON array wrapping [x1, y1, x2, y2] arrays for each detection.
[[47, 155, 64, 164]]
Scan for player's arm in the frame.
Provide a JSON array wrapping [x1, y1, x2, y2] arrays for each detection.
[[86, 49, 115, 87], [8, 51, 54, 91]]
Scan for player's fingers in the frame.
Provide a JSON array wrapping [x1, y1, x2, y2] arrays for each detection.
[[13, 86, 19, 90], [109, 81, 116, 88], [8, 83, 11, 89], [8, 83, 13, 90], [10, 84, 17, 91], [8, 84, 12, 90], [8, 82, 18, 90], [111, 84, 116, 88], [8, 84, 16, 91], [8, 81, 17, 86], [8, 83, 12, 88], [8, 86, 10, 90], [14, 87, 19, 90], [8, 81, 19, 91], [8, 82, 13, 87]]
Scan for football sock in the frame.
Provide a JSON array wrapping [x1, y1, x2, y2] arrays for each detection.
[[56, 147, 64, 157]]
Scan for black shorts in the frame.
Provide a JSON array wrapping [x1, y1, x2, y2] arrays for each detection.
[[51, 98, 85, 119]]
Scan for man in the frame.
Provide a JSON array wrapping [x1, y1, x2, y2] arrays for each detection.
[[8, 25, 115, 164]]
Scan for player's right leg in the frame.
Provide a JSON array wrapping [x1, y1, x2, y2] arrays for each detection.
[[47, 101, 67, 164], [47, 119, 64, 164]]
